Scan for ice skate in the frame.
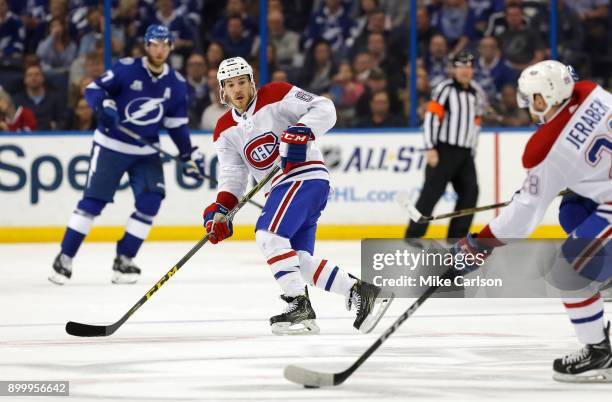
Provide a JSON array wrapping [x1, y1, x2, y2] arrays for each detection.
[[270, 288, 319, 335], [553, 322, 612, 383], [347, 279, 394, 334], [111, 255, 141, 284], [48, 253, 73, 285]]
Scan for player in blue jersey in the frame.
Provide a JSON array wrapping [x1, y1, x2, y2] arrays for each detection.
[[49, 25, 206, 285]]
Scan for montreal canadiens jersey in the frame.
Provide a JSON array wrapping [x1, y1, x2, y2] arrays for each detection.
[[213, 82, 336, 198], [482, 81, 612, 240], [85, 57, 191, 155]]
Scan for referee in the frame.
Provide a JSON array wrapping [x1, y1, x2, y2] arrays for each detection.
[[405, 51, 486, 239]]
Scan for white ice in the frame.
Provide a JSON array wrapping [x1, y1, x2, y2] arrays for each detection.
[[1, 241, 611, 401]]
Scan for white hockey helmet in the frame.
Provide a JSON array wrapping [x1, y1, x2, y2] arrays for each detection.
[[516, 60, 574, 124], [217, 57, 256, 107]]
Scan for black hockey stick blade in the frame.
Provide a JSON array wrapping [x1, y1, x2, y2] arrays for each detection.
[[285, 254, 453, 387], [65, 321, 115, 337]]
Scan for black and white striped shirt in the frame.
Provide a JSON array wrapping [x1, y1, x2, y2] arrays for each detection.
[[423, 79, 487, 150]]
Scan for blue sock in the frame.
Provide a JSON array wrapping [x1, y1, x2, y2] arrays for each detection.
[[116, 211, 153, 258]]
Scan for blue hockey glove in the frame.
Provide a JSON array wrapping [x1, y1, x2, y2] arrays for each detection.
[[98, 99, 119, 131], [449, 233, 493, 275], [180, 146, 205, 180], [279, 124, 313, 173]]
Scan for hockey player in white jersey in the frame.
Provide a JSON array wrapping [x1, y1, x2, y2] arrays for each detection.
[[449, 60, 612, 382], [203, 57, 394, 335]]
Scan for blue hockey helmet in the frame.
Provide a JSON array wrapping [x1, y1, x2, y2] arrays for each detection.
[[144, 24, 173, 46]]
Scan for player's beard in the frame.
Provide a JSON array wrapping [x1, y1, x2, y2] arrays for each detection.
[[146, 55, 166, 72]]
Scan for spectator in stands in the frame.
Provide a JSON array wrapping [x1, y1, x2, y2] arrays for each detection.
[[353, 51, 373, 83], [469, 0, 502, 36], [78, 7, 125, 58], [114, 0, 141, 56], [378, 0, 410, 28], [483, 84, 530, 127], [302, 0, 354, 53], [431, 0, 477, 56], [567, 0, 610, 83], [415, 6, 438, 58], [485, 0, 530, 37], [67, 97, 96, 130], [366, 32, 401, 88], [473, 36, 515, 108], [218, 15, 255, 60], [424, 33, 449, 89], [0, 0, 25, 66], [186, 53, 208, 130], [355, 67, 402, 117], [68, 76, 93, 109], [69, 49, 103, 95], [144, 0, 194, 67], [200, 68, 227, 130], [36, 18, 78, 73], [530, 0, 584, 68], [356, 90, 404, 127], [278, 0, 313, 33], [494, 4, 545, 71], [0, 90, 36, 131], [13, 64, 66, 130], [350, 0, 381, 39], [267, 10, 300, 70], [329, 61, 365, 127], [299, 39, 337, 94], [22, 0, 65, 55], [211, 0, 257, 46], [348, 6, 389, 58], [206, 41, 225, 69], [399, 64, 431, 125], [271, 69, 288, 82]]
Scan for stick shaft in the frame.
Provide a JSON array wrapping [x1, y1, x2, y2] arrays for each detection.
[[117, 125, 264, 209]]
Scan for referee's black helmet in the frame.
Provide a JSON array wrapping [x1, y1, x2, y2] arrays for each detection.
[[451, 51, 475, 67]]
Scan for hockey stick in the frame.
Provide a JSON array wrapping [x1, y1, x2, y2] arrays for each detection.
[[285, 264, 456, 388], [65, 162, 280, 337], [397, 189, 571, 224], [117, 125, 264, 210]]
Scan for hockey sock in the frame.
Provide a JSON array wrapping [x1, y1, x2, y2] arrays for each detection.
[[60, 198, 105, 257], [297, 250, 357, 298], [116, 211, 154, 258], [562, 292, 606, 344], [256, 230, 306, 297]]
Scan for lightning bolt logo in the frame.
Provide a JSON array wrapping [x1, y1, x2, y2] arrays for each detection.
[[123, 97, 165, 126]]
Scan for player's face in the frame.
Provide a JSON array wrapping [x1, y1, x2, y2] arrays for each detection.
[[223, 75, 254, 111], [453, 64, 473, 86], [145, 40, 171, 68]]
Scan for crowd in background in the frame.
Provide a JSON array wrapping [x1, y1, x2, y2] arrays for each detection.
[[0, 0, 610, 131]]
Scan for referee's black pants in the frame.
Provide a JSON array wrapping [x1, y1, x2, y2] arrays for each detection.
[[405, 143, 479, 239]]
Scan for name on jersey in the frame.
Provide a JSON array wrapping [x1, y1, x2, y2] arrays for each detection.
[[565, 98, 609, 150]]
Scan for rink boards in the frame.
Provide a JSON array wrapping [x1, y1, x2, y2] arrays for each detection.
[[0, 129, 564, 242]]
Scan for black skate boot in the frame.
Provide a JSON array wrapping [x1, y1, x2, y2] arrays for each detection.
[[111, 255, 141, 284], [600, 279, 612, 302], [347, 279, 394, 334], [553, 322, 612, 383], [48, 253, 73, 285], [270, 288, 319, 335]]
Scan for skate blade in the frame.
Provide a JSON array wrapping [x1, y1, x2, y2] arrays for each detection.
[[553, 368, 612, 383], [358, 292, 395, 334], [271, 319, 320, 336], [48, 272, 68, 285], [111, 272, 140, 285]]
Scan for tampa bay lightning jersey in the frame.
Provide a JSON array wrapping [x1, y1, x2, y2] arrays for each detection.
[[85, 57, 191, 156]]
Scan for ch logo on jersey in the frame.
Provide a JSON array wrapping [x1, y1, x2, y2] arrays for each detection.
[[244, 132, 279, 170], [123, 97, 165, 126]]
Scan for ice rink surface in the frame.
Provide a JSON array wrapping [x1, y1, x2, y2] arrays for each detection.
[[2, 240, 611, 401]]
